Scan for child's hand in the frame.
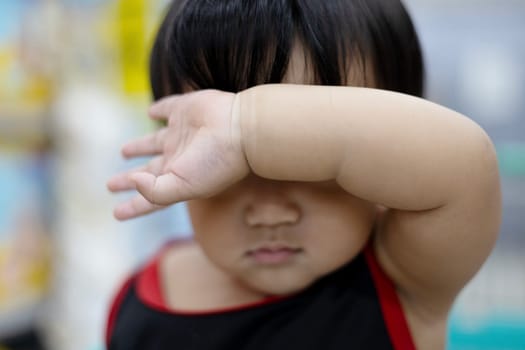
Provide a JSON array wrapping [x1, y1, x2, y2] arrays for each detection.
[[107, 90, 249, 220]]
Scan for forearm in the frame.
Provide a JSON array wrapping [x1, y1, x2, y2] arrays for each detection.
[[236, 84, 496, 210]]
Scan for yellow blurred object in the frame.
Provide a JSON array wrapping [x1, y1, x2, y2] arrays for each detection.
[[0, 50, 9, 68], [116, 0, 149, 95], [0, 222, 51, 312], [0, 42, 53, 107], [0, 46, 52, 148]]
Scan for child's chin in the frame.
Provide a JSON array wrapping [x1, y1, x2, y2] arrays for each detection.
[[244, 274, 316, 296]]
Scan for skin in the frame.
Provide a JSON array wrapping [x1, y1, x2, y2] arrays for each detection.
[[107, 50, 501, 349], [187, 176, 376, 296]]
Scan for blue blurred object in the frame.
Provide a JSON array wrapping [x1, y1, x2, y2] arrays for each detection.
[[448, 312, 525, 350]]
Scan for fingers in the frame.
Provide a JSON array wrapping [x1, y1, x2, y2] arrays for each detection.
[[107, 157, 164, 192], [113, 194, 165, 220], [149, 90, 206, 121], [112, 171, 187, 219], [109, 157, 169, 220], [107, 171, 138, 192], [121, 129, 167, 158], [149, 95, 182, 121], [131, 172, 193, 206], [111, 169, 185, 219]]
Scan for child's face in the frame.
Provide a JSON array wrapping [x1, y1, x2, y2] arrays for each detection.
[[187, 46, 376, 295], [188, 175, 376, 295]]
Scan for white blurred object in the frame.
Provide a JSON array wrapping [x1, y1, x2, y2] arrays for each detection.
[[458, 45, 522, 124], [44, 83, 136, 350]]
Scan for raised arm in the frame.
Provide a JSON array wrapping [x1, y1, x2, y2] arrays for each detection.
[[238, 84, 501, 323], [239, 84, 494, 208]]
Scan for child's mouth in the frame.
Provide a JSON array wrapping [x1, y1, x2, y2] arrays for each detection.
[[247, 247, 302, 264]]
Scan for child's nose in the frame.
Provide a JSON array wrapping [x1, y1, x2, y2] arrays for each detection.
[[244, 198, 301, 228]]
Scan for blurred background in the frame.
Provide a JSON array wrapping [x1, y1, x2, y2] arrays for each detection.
[[0, 0, 523, 349]]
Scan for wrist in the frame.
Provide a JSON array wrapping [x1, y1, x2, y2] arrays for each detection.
[[231, 91, 250, 172]]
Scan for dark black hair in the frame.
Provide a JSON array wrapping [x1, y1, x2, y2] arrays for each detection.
[[150, 0, 424, 100]]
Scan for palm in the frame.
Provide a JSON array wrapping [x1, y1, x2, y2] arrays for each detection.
[[160, 116, 246, 201], [107, 90, 248, 220]]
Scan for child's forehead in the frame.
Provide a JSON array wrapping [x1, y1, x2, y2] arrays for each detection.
[[281, 42, 311, 85], [282, 42, 373, 88]]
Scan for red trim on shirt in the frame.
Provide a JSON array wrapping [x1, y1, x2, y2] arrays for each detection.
[[137, 239, 193, 312], [137, 252, 167, 310], [136, 241, 290, 316], [365, 244, 417, 350], [105, 275, 134, 348]]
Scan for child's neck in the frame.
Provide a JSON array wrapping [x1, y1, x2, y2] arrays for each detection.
[[159, 241, 267, 312]]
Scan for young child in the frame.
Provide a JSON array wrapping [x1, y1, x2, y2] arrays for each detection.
[[106, 1, 501, 349]]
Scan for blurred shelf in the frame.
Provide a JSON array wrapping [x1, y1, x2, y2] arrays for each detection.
[[0, 301, 41, 339], [0, 109, 51, 149]]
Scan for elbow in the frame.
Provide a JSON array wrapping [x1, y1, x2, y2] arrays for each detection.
[[458, 116, 499, 176], [449, 117, 501, 206], [472, 123, 499, 181]]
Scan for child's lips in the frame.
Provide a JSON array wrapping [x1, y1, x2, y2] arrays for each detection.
[[247, 246, 302, 264]]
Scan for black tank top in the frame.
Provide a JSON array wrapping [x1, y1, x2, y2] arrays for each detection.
[[106, 243, 415, 350]]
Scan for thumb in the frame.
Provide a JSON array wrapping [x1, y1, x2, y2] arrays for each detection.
[[129, 172, 189, 206]]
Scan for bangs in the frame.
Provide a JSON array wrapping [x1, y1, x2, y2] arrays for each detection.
[[150, 0, 424, 100], [150, 0, 294, 98]]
